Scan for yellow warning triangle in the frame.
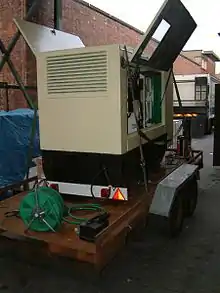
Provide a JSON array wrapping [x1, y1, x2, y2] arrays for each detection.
[[113, 188, 125, 200]]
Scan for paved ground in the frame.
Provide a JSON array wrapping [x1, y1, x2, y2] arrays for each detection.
[[0, 134, 219, 293]]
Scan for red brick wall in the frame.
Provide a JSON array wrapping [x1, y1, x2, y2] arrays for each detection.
[[62, 0, 141, 46], [0, 0, 198, 109], [206, 57, 215, 75], [175, 50, 217, 76], [26, 0, 157, 87], [0, 0, 28, 109], [173, 55, 205, 75]]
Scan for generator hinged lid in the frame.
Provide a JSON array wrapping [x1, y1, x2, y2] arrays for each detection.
[[13, 18, 85, 55], [130, 0, 197, 71]]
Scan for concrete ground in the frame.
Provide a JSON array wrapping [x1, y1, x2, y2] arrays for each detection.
[[0, 134, 219, 293]]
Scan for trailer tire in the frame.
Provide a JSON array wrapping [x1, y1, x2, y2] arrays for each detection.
[[168, 194, 184, 237], [184, 178, 198, 217]]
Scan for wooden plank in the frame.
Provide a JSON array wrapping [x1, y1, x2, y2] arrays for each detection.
[[0, 188, 153, 270], [0, 161, 185, 269]]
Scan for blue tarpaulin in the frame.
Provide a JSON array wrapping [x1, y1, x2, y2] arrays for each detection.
[[0, 109, 40, 188]]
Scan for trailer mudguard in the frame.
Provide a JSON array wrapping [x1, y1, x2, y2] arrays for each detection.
[[149, 163, 198, 217]]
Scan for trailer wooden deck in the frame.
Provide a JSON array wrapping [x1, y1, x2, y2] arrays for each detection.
[[0, 187, 152, 271], [0, 150, 203, 271]]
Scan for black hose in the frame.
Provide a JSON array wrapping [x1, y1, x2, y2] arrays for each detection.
[[90, 165, 111, 199]]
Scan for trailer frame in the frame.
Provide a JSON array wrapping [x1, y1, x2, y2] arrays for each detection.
[[0, 149, 203, 271]]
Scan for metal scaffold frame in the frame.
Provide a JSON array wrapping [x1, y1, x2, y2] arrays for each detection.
[[0, 0, 62, 110], [0, 0, 62, 192]]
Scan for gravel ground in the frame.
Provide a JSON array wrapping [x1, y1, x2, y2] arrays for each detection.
[[0, 134, 219, 293]]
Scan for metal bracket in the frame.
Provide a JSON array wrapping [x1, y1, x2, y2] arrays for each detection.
[[149, 163, 198, 217]]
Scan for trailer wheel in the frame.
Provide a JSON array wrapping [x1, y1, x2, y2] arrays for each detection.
[[185, 178, 198, 217], [168, 194, 184, 237]]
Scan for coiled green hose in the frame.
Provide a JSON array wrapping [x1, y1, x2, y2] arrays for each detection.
[[19, 186, 106, 232]]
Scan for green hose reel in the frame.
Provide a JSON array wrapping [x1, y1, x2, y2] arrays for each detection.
[[20, 186, 64, 232], [19, 186, 106, 232]]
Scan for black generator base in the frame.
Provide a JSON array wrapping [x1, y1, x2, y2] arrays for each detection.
[[42, 134, 167, 188]]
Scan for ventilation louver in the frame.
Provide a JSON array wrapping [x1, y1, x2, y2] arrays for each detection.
[[46, 51, 108, 94]]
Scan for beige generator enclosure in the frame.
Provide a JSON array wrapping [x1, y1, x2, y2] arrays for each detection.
[[14, 0, 197, 199], [31, 44, 172, 155]]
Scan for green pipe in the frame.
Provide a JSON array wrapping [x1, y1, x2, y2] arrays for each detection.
[[0, 0, 40, 73], [54, 0, 62, 30], [8, 59, 34, 109]]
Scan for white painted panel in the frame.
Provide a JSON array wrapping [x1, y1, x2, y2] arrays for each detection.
[[173, 82, 195, 101], [14, 18, 84, 55]]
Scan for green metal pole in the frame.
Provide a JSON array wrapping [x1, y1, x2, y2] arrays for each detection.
[[0, 0, 39, 73], [54, 0, 62, 30], [7, 59, 35, 109]]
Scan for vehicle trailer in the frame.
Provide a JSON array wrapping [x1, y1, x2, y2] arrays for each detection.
[[0, 0, 202, 272], [0, 148, 203, 271], [173, 74, 219, 137]]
